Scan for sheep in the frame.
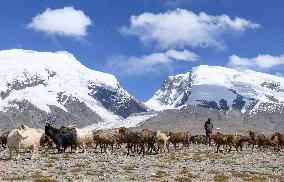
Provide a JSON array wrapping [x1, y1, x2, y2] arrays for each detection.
[[257, 133, 279, 151], [244, 130, 277, 151], [273, 132, 284, 149], [190, 135, 206, 144], [168, 132, 191, 149], [244, 130, 261, 150], [40, 134, 55, 151], [118, 127, 147, 156], [7, 126, 42, 160], [141, 128, 158, 154], [44, 123, 77, 153], [211, 132, 234, 153], [232, 133, 248, 152], [74, 127, 94, 153], [17, 125, 55, 151], [155, 130, 170, 153], [93, 130, 117, 153], [0, 130, 11, 149]]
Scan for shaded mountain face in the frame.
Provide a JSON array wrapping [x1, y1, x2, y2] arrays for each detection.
[[0, 49, 147, 131], [138, 105, 284, 134], [146, 65, 284, 113]]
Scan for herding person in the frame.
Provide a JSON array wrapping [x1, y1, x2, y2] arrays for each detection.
[[204, 118, 213, 146]]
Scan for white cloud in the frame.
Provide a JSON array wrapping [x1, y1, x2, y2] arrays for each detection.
[[105, 49, 198, 76], [120, 9, 260, 49], [228, 54, 284, 70], [28, 7, 92, 37]]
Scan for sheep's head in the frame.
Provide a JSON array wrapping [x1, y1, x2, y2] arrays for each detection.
[[118, 127, 128, 135], [14, 130, 28, 140], [45, 122, 52, 132], [17, 124, 29, 130]]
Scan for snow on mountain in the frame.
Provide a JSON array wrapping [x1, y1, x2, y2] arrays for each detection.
[[146, 65, 284, 113], [88, 111, 158, 130], [0, 49, 147, 129]]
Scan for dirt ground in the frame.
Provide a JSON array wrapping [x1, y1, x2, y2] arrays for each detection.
[[0, 144, 283, 182]]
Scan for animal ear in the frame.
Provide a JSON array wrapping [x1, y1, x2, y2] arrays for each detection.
[[45, 122, 51, 126]]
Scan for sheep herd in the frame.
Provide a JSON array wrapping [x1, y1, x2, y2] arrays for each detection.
[[0, 123, 283, 160]]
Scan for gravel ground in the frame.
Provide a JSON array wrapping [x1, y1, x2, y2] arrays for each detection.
[[0, 145, 283, 182]]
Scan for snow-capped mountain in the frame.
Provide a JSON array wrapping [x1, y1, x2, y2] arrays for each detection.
[[146, 65, 284, 113], [0, 49, 147, 130]]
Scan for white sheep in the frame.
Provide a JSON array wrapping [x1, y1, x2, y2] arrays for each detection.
[[74, 127, 94, 153], [155, 130, 170, 153], [7, 126, 42, 160]]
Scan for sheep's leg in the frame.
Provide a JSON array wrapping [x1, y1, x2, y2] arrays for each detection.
[[174, 143, 177, 150], [152, 142, 158, 154], [57, 143, 63, 154], [138, 143, 145, 156], [216, 145, 220, 153], [129, 143, 135, 154], [94, 143, 99, 150], [235, 145, 239, 153], [127, 143, 130, 156], [82, 143, 86, 153], [8, 148, 13, 159], [16, 148, 20, 160], [111, 144, 114, 154], [136, 144, 139, 153], [31, 146, 36, 159], [100, 144, 103, 153], [104, 144, 107, 153], [63, 146, 67, 153], [167, 142, 170, 153], [75, 146, 79, 153], [146, 142, 151, 153]]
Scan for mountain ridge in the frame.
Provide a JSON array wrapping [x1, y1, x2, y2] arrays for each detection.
[[146, 65, 284, 113], [0, 49, 148, 131]]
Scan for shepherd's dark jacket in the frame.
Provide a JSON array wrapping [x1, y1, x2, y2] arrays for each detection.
[[204, 122, 213, 133]]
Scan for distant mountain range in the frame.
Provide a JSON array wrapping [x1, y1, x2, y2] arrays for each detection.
[[0, 50, 283, 132]]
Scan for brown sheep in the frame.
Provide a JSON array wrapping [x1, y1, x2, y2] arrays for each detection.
[[245, 130, 278, 150], [274, 132, 284, 149], [40, 134, 55, 151], [93, 130, 117, 153], [168, 132, 191, 149], [257, 133, 279, 150], [190, 135, 206, 144], [211, 132, 234, 153], [0, 130, 11, 149], [232, 134, 248, 152], [141, 128, 158, 154], [118, 127, 147, 156], [244, 130, 261, 150]]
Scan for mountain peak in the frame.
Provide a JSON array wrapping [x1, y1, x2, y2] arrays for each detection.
[[146, 65, 284, 112], [0, 49, 147, 130]]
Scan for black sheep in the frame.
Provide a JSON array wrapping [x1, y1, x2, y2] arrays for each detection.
[[45, 123, 77, 153]]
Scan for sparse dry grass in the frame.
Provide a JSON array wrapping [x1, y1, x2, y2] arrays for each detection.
[[122, 164, 137, 173], [214, 174, 229, 182], [175, 176, 192, 182], [0, 144, 283, 181], [153, 170, 168, 178]]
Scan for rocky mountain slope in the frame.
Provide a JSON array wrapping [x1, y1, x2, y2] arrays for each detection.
[[0, 49, 148, 131]]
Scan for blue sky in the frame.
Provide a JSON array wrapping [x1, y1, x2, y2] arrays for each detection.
[[0, 0, 284, 101]]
